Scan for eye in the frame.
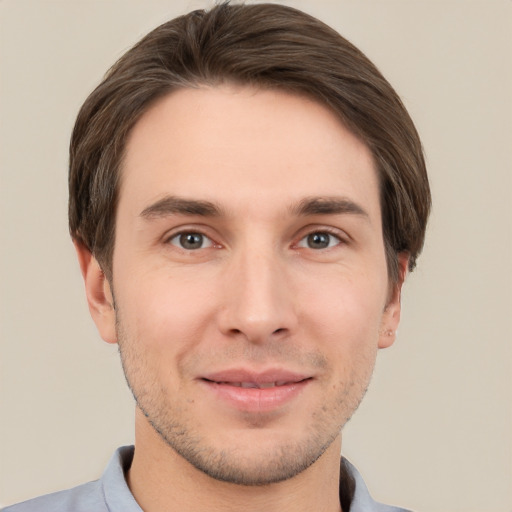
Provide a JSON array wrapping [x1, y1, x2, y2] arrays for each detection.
[[297, 231, 341, 250], [168, 232, 214, 250]]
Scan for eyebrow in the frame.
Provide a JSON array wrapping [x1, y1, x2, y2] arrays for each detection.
[[139, 195, 368, 220], [140, 196, 222, 219], [291, 196, 369, 218]]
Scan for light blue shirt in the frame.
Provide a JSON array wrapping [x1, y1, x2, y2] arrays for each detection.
[[2, 446, 412, 511]]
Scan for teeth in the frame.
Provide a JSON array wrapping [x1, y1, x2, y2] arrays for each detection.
[[226, 382, 278, 389], [217, 381, 291, 388]]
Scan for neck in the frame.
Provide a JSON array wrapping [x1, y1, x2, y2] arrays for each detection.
[[127, 411, 343, 512]]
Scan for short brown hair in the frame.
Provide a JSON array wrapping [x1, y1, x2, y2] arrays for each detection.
[[69, 1, 431, 282]]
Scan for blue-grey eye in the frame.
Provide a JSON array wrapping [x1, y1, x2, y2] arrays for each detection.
[[298, 232, 340, 249], [170, 232, 213, 250]]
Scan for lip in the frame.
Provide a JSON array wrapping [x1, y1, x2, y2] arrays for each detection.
[[199, 368, 312, 413]]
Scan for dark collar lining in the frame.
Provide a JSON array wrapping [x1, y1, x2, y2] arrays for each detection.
[[121, 447, 356, 510], [339, 458, 356, 511]]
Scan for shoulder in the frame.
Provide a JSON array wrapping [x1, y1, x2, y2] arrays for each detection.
[[1, 479, 106, 512], [2, 446, 137, 512], [342, 458, 414, 512]]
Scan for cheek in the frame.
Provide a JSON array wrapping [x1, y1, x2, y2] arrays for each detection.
[[115, 264, 220, 356], [300, 269, 387, 342]]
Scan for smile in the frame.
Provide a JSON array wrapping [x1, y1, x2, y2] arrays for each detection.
[[206, 380, 304, 389], [199, 370, 312, 413]]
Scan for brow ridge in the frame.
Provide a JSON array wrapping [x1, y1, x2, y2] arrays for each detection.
[[140, 195, 368, 220], [291, 196, 368, 217], [140, 196, 222, 219]]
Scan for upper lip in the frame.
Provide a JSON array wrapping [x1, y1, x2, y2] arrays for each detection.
[[200, 368, 311, 386]]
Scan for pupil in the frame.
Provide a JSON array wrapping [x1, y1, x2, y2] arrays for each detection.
[[308, 232, 329, 249], [180, 233, 203, 249]]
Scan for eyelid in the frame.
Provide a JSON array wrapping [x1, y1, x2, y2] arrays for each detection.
[[293, 225, 349, 249], [160, 223, 349, 251], [169, 232, 214, 249], [163, 225, 221, 248]]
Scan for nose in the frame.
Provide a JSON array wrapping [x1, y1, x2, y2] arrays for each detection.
[[217, 247, 297, 344]]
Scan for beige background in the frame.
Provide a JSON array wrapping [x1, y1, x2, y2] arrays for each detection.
[[1, 0, 511, 510]]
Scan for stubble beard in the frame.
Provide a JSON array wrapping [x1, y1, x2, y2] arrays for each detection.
[[115, 314, 375, 486]]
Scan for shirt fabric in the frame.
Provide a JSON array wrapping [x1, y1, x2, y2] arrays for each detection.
[[3, 446, 412, 512]]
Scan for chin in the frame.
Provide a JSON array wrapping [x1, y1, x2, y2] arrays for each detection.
[[148, 415, 340, 486]]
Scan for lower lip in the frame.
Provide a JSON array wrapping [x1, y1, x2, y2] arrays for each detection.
[[200, 379, 310, 413]]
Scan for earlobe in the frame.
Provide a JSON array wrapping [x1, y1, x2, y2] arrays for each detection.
[[74, 241, 117, 344], [378, 253, 409, 349]]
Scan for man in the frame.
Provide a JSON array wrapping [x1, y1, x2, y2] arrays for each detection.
[[4, 2, 430, 511]]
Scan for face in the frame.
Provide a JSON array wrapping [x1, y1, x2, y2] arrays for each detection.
[[83, 85, 405, 485]]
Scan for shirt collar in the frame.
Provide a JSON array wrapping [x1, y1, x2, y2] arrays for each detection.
[[101, 445, 403, 512]]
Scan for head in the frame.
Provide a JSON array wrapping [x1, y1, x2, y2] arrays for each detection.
[[69, 1, 430, 285], [70, 2, 430, 488]]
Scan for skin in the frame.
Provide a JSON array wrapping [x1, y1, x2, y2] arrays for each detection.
[[76, 85, 407, 512]]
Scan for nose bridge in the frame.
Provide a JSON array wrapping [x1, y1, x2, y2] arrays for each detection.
[[219, 237, 295, 342]]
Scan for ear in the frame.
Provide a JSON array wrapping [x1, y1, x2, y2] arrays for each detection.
[[74, 241, 117, 344], [378, 253, 409, 349]]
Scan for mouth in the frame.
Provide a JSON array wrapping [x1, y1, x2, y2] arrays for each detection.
[[199, 370, 312, 412], [203, 379, 309, 389]]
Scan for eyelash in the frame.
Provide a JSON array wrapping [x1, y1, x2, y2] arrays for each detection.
[[295, 229, 343, 250], [167, 231, 216, 250], [165, 227, 346, 252]]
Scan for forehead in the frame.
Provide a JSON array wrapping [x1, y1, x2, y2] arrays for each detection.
[[120, 85, 380, 220]]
